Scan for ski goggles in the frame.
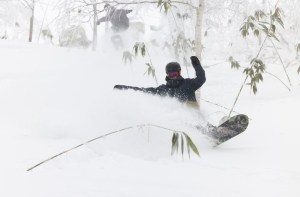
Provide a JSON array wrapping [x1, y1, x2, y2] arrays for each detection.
[[167, 71, 180, 78]]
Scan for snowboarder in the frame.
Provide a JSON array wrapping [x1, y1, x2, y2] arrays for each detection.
[[114, 57, 249, 145], [97, 4, 132, 32], [97, 4, 132, 49], [114, 56, 206, 107]]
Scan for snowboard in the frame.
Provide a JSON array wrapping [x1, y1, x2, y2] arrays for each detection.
[[203, 114, 249, 146]]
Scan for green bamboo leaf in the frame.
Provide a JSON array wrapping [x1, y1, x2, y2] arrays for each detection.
[[297, 66, 300, 74], [233, 62, 240, 70], [182, 13, 190, 20], [133, 43, 139, 56], [163, 2, 168, 14], [254, 75, 259, 83], [186, 141, 191, 158], [241, 29, 249, 38], [151, 69, 155, 78], [171, 133, 179, 155], [181, 134, 184, 156], [172, 133, 176, 144], [260, 21, 270, 25], [140, 43, 146, 57], [171, 133, 176, 155], [258, 73, 263, 82], [258, 23, 269, 35], [296, 44, 300, 54], [122, 51, 133, 63], [257, 59, 263, 66], [157, 0, 163, 7], [269, 33, 280, 42], [253, 84, 258, 94], [229, 56, 240, 70], [270, 24, 276, 33], [250, 78, 255, 86], [249, 16, 255, 21], [262, 28, 269, 35], [254, 10, 266, 21], [183, 132, 200, 157], [240, 23, 246, 31], [254, 29, 260, 37], [275, 17, 284, 28], [249, 22, 254, 30], [176, 133, 179, 153], [250, 69, 254, 77], [260, 64, 266, 72], [258, 23, 268, 31], [272, 8, 284, 28]]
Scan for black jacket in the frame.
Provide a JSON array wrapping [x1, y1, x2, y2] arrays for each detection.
[[115, 63, 206, 102], [97, 8, 132, 31]]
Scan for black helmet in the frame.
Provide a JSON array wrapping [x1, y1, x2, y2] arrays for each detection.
[[165, 62, 181, 74]]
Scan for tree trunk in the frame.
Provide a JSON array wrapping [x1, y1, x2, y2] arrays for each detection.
[[92, 4, 98, 51], [195, 0, 205, 108], [29, 14, 34, 42], [28, 1, 35, 42], [195, 0, 205, 60]]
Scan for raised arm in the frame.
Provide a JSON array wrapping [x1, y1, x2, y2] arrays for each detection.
[[189, 56, 206, 90], [97, 16, 110, 25]]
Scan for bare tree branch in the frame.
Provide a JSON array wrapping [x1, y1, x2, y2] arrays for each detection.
[[27, 123, 185, 171]]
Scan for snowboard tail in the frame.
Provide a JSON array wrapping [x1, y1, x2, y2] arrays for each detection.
[[204, 114, 249, 146]]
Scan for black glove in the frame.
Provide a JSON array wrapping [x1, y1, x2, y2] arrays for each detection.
[[190, 56, 201, 67], [114, 85, 123, 90]]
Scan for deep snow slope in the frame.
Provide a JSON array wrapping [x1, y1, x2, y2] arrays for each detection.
[[0, 40, 299, 197]]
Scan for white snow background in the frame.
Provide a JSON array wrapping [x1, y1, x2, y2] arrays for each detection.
[[0, 6, 300, 197]]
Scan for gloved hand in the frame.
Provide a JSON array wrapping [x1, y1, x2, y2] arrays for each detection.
[[190, 56, 201, 67], [114, 85, 123, 89]]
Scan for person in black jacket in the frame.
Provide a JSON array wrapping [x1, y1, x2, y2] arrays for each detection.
[[97, 4, 132, 32], [114, 56, 206, 106]]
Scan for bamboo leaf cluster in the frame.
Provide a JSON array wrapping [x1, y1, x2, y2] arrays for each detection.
[[244, 58, 266, 94], [145, 63, 156, 78], [157, 0, 172, 14], [133, 42, 146, 57], [122, 51, 134, 63], [132, 42, 158, 84], [240, 8, 284, 41], [176, 12, 191, 20], [171, 132, 200, 158], [229, 56, 241, 70]]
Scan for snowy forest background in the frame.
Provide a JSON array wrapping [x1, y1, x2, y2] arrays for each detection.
[[0, 0, 299, 197]]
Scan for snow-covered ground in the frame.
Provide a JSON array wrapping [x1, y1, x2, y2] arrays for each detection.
[[0, 39, 299, 197]]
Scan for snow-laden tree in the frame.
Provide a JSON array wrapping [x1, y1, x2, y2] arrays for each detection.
[[0, 0, 32, 40]]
